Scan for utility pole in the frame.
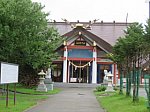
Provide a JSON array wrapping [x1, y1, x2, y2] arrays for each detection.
[[149, 1, 150, 18], [146, 0, 150, 18]]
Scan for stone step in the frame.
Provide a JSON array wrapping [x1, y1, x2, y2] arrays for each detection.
[[53, 82, 101, 88]]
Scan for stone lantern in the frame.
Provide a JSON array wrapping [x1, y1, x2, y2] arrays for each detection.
[[36, 70, 47, 92], [105, 72, 114, 92], [44, 68, 53, 91]]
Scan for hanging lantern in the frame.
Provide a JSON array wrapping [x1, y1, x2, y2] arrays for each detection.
[[89, 62, 91, 66], [79, 31, 82, 35], [93, 41, 97, 46], [75, 66, 77, 70], [63, 41, 67, 45]]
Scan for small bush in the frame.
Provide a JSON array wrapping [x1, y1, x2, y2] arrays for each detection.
[[96, 86, 106, 92], [113, 86, 119, 91]]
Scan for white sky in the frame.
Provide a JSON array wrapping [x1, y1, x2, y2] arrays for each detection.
[[32, 0, 149, 24]]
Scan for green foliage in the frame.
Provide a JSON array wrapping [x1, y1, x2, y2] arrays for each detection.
[[113, 86, 119, 91], [144, 19, 150, 56], [96, 86, 106, 92], [112, 23, 144, 65], [0, 0, 62, 86], [145, 19, 150, 42], [144, 19, 150, 110], [111, 22, 144, 100]]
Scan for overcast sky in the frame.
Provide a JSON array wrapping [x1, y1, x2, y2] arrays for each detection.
[[32, 0, 149, 24]]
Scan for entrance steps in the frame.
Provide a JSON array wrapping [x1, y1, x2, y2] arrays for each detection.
[[53, 82, 101, 88]]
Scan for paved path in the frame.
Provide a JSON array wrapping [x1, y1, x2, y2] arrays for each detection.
[[135, 88, 147, 98], [24, 88, 104, 112], [123, 87, 147, 98]]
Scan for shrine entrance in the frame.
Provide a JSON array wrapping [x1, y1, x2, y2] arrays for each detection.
[[69, 61, 91, 83]]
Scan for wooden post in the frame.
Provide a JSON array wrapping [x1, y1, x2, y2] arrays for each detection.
[[14, 83, 16, 105], [113, 64, 116, 85], [6, 84, 9, 107]]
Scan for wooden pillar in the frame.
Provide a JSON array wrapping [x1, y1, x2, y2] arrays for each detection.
[[63, 44, 68, 83], [92, 42, 97, 83], [113, 64, 116, 85]]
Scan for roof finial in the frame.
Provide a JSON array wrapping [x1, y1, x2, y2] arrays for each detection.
[[61, 18, 99, 30], [61, 18, 75, 28], [85, 19, 99, 30]]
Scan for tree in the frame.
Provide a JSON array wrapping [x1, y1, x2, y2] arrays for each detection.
[[111, 23, 144, 102], [124, 23, 144, 101], [0, 0, 62, 86], [144, 19, 150, 108]]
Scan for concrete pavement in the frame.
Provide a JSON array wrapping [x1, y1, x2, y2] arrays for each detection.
[[24, 83, 148, 112], [24, 87, 104, 112], [135, 88, 147, 98]]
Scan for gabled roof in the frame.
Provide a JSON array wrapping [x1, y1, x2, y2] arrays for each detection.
[[49, 22, 132, 46], [61, 27, 113, 53]]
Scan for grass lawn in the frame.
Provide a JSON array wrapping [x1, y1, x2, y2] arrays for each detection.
[[0, 84, 61, 112], [7, 84, 60, 95], [95, 91, 149, 112], [0, 93, 48, 112]]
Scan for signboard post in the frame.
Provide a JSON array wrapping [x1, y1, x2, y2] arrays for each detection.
[[14, 83, 16, 105], [0, 62, 19, 107], [6, 84, 9, 107]]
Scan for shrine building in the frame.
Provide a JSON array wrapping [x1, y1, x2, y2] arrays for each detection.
[[49, 21, 131, 84]]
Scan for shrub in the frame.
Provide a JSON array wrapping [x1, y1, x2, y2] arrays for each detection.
[[113, 86, 119, 91], [96, 86, 106, 92]]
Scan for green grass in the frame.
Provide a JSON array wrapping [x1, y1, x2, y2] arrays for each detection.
[[95, 91, 149, 112], [0, 84, 61, 112], [0, 93, 48, 112], [1, 84, 60, 95]]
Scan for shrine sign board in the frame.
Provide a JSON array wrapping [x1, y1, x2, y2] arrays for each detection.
[[0, 62, 19, 84], [75, 40, 86, 46]]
